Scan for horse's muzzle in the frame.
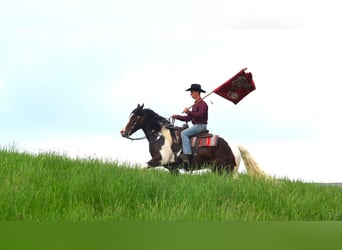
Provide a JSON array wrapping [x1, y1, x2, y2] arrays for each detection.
[[120, 129, 128, 138]]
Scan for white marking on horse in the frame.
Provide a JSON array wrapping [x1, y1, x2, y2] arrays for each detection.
[[141, 162, 149, 169], [229, 141, 241, 173], [154, 166, 170, 172], [179, 169, 212, 175], [159, 126, 175, 165]]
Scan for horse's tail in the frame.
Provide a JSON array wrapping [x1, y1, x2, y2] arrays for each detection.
[[238, 145, 268, 178]]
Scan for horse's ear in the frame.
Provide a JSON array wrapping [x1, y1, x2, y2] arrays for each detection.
[[141, 103, 144, 109]]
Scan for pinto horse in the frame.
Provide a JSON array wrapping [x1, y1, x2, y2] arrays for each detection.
[[120, 104, 267, 177]]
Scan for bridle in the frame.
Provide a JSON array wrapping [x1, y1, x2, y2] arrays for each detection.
[[125, 116, 175, 141], [124, 117, 146, 140]]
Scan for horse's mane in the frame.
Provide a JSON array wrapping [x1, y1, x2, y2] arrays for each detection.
[[143, 108, 170, 131]]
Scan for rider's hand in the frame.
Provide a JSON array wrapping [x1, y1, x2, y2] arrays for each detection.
[[183, 107, 190, 113]]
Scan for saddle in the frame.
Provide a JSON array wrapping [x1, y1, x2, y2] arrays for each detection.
[[190, 130, 219, 148], [192, 129, 210, 138], [167, 125, 219, 154]]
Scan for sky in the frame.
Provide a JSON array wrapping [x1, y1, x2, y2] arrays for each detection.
[[1, 0, 342, 182]]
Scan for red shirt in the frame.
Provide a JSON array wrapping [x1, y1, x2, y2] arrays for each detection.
[[176, 99, 208, 124]]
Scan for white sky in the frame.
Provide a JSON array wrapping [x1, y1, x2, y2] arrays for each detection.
[[1, 0, 342, 182]]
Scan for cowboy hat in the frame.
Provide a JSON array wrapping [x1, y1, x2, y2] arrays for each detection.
[[185, 83, 206, 93]]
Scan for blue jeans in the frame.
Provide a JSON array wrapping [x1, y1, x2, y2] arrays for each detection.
[[181, 124, 207, 155]]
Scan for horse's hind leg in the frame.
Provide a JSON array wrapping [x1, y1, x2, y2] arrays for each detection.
[[212, 162, 232, 174]]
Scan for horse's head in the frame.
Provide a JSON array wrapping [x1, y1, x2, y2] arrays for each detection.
[[120, 104, 146, 138]]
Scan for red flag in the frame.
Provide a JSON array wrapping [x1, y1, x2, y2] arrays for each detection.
[[213, 68, 256, 104]]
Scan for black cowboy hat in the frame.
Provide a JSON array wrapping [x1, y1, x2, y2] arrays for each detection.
[[185, 83, 206, 93]]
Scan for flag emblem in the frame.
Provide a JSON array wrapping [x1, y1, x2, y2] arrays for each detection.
[[213, 68, 256, 104]]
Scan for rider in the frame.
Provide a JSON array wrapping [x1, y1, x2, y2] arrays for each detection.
[[172, 83, 208, 164]]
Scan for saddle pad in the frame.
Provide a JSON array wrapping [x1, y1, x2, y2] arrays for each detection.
[[191, 135, 219, 147]]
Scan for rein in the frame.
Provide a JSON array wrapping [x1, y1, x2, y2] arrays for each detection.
[[127, 135, 146, 141]]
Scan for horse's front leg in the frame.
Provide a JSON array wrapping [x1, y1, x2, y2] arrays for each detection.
[[141, 155, 162, 169], [147, 157, 162, 167]]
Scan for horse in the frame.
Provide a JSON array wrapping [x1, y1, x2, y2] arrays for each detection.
[[120, 104, 267, 177]]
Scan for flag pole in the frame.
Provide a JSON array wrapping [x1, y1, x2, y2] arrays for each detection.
[[185, 91, 214, 111], [182, 91, 215, 113]]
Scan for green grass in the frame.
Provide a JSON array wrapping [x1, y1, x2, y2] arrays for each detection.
[[0, 148, 341, 221]]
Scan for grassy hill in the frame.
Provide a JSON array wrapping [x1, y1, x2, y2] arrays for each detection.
[[0, 148, 341, 221]]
